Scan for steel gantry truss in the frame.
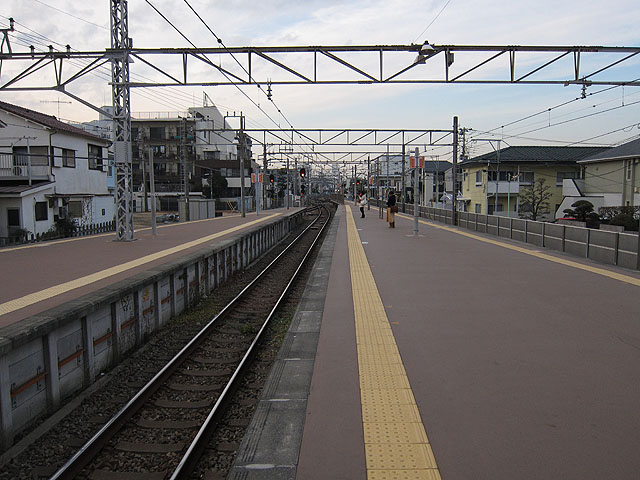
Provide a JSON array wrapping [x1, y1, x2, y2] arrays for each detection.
[[2, 44, 640, 92], [241, 128, 454, 165]]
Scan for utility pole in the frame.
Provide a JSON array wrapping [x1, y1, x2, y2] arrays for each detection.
[[386, 144, 390, 203], [181, 116, 190, 221], [495, 139, 501, 215], [294, 157, 298, 206], [401, 132, 406, 212], [367, 156, 371, 210], [413, 147, 419, 236], [453, 116, 459, 226], [226, 112, 247, 217], [149, 146, 156, 236], [263, 140, 267, 210], [378, 158, 383, 219]]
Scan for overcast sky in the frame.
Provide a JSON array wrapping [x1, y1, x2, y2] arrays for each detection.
[[2, 0, 640, 163]]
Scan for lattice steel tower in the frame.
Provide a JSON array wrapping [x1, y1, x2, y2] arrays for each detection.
[[110, 0, 134, 240]]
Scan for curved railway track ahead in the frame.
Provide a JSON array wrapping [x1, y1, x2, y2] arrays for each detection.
[[50, 203, 333, 480]]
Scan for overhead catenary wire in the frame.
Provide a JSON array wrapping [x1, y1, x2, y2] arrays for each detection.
[[412, 0, 452, 44], [178, 0, 317, 160], [469, 77, 640, 141], [2, 17, 279, 129]]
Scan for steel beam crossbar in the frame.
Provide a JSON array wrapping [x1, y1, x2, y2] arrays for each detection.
[[2, 44, 640, 91], [217, 128, 453, 148]]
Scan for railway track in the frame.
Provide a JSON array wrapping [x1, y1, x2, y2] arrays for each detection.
[[50, 203, 333, 480]]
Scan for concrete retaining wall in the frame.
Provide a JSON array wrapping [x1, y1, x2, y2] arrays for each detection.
[[0, 212, 304, 450]]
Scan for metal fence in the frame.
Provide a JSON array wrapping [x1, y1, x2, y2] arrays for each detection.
[[371, 199, 640, 270], [0, 221, 116, 248]]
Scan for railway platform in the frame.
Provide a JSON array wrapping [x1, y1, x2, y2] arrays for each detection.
[[231, 203, 640, 480], [0, 207, 301, 328]]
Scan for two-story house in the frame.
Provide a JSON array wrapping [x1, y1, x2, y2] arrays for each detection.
[[0, 101, 113, 241], [557, 138, 640, 215], [461, 146, 608, 219]]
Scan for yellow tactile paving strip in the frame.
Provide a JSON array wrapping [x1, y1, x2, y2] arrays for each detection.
[[0, 212, 247, 253], [397, 213, 640, 288], [0, 213, 280, 316], [345, 206, 441, 480]]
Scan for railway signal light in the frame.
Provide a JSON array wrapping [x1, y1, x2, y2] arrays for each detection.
[[269, 174, 274, 183], [300, 168, 306, 178]]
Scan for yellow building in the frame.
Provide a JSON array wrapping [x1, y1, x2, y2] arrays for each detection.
[[461, 146, 608, 219]]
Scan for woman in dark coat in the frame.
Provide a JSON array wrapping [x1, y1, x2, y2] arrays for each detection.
[[386, 190, 397, 228]]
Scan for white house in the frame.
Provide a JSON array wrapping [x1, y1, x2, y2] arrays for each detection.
[[557, 138, 640, 217], [0, 101, 113, 241]]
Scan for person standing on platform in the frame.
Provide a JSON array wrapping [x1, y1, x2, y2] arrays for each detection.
[[386, 190, 397, 228], [358, 192, 368, 218]]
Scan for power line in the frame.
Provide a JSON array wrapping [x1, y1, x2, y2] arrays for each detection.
[[26, 0, 108, 30], [469, 77, 640, 141], [179, 0, 315, 157], [412, 0, 452, 44]]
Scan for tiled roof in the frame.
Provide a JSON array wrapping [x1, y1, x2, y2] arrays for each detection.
[[0, 101, 108, 143], [0, 182, 53, 194], [579, 138, 640, 163], [462, 146, 609, 165]]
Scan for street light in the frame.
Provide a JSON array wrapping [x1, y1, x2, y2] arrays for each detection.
[[414, 41, 437, 64]]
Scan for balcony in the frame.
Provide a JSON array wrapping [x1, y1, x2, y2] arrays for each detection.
[[0, 154, 50, 180], [486, 181, 522, 195]]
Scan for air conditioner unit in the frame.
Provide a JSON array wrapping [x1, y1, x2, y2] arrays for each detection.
[[13, 165, 26, 176]]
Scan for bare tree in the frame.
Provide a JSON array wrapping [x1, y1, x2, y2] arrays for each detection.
[[519, 178, 552, 221]]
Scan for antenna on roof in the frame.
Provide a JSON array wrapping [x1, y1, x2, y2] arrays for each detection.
[[40, 99, 72, 118]]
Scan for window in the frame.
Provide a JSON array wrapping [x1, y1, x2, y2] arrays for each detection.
[[7, 208, 20, 227], [149, 127, 165, 140], [475, 170, 482, 185], [152, 145, 166, 156], [35, 202, 48, 221], [556, 171, 580, 186], [626, 160, 633, 181], [519, 171, 534, 184], [88, 144, 103, 170], [204, 150, 221, 161], [62, 149, 75, 168], [488, 204, 503, 215], [68, 201, 83, 218], [475, 203, 482, 213]]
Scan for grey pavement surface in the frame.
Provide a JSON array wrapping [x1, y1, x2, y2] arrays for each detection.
[[241, 205, 640, 480]]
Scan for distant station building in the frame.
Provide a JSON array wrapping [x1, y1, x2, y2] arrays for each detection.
[[0, 101, 113, 244]]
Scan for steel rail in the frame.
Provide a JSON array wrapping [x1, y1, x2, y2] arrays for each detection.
[[49, 205, 328, 480], [171, 203, 330, 479]]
